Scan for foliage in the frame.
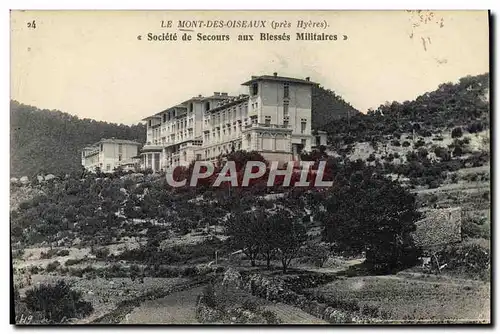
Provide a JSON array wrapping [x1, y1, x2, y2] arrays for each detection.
[[451, 127, 463, 138], [436, 239, 490, 279], [320, 73, 489, 144], [23, 280, 93, 323], [320, 175, 421, 273], [46, 261, 60, 272], [311, 85, 359, 129], [10, 100, 146, 177]]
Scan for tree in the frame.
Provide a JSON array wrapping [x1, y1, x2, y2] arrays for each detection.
[[451, 127, 463, 138], [226, 210, 265, 266], [268, 209, 307, 273], [321, 175, 421, 273]]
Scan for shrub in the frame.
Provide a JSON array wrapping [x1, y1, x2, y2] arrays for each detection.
[[451, 127, 463, 138], [402, 141, 411, 147], [462, 216, 490, 239], [467, 122, 484, 133], [12, 249, 25, 259], [23, 280, 93, 323], [391, 140, 401, 147], [202, 283, 218, 308], [242, 300, 259, 312], [56, 249, 70, 257], [64, 258, 84, 266], [261, 310, 279, 324], [437, 239, 490, 278], [46, 261, 60, 272], [91, 247, 110, 260], [433, 146, 446, 159], [40, 249, 58, 259], [413, 139, 426, 149]]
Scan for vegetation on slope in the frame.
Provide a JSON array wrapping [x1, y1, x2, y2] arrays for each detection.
[[10, 100, 146, 177]]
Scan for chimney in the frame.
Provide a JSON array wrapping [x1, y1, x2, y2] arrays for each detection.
[[273, 72, 278, 77], [198, 94, 202, 98], [305, 77, 310, 81], [214, 92, 220, 96]]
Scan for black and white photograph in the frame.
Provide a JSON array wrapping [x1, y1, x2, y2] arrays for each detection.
[[9, 9, 491, 325]]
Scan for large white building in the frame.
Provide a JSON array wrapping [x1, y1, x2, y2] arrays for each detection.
[[82, 138, 141, 173], [140, 73, 320, 172]]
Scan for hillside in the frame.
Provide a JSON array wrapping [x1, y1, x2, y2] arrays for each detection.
[[321, 73, 490, 143], [311, 85, 359, 129], [10, 101, 146, 177]]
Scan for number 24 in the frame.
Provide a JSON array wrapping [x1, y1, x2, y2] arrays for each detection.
[[27, 20, 36, 29]]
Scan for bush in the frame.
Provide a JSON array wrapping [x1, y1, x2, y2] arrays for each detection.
[[40, 249, 57, 259], [261, 310, 279, 324], [467, 122, 484, 134], [13, 248, 25, 259], [391, 140, 401, 147], [46, 261, 60, 272], [91, 247, 110, 260], [57, 249, 70, 257], [203, 283, 218, 308], [462, 216, 490, 239], [65, 258, 84, 266], [402, 141, 411, 147], [451, 127, 463, 138], [437, 239, 490, 278], [23, 280, 93, 323], [242, 300, 259, 312], [413, 139, 426, 149]]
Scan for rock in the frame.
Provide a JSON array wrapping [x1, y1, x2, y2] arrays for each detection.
[[45, 174, 56, 181], [20, 176, 29, 185], [10, 177, 19, 184], [37, 175, 44, 183], [120, 188, 127, 194], [72, 238, 81, 246]]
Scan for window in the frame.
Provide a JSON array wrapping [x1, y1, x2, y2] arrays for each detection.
[[148, 120, 152, 127], [118, 154, 122, 161], [118, 144, 123, 153], [265, 116, 271, 126], [189, 103, 194, 113], [301, 139, 307, 147], [205, 101, 210, 111], [163, 113, 167, 123], [251, 82, 258, 96], [283, 120, 289, 128], [301, 120, 307, 133], [106, 164, 111, 171], [283, 102, 289, 117], [284, 83, 290, 98], [100, 144, 103, 151]]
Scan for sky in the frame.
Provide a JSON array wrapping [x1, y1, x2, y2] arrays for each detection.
[[10, 10, 489, 125]]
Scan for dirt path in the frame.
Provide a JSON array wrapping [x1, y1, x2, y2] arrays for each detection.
[[120, 286, 204, 324]]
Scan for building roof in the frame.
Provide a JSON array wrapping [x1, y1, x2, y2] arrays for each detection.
[[241, 74, 317, 86], [95, 138, 142, 146], [207, 95, 250, 113]]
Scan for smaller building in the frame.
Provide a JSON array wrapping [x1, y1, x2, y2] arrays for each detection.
[[81, 138, 142, 173]]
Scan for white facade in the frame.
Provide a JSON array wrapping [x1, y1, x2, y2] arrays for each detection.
[[82, 139, 141, 173], [140, 74, 316, 172]]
